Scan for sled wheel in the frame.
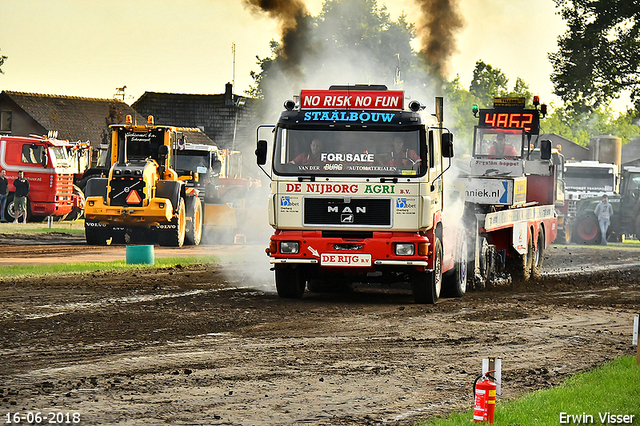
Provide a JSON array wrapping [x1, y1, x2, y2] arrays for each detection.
[[532, 228, 545, 279]]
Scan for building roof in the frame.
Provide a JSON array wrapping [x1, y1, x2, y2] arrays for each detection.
[[539, 133, 590, 161], [131, 85, 259, 150], [1, 90, 145, 146], [175, 127, 216, 146]]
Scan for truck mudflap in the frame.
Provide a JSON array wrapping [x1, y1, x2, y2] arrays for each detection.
[[84, 196, 174, 224], [267, 230, 434, 271]]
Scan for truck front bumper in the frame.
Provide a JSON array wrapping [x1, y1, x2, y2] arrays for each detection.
[[84, 196, 174, 225], [267, 230, 433, 271]]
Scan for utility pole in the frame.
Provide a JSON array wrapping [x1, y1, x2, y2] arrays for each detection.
[[231, 42, 236, 94]]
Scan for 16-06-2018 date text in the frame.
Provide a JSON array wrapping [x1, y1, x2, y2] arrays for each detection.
[[5, 412, 80, 424]]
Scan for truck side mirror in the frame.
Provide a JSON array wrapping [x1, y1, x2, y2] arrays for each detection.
[[158, 144, 169, 160], [212, 159, 222, 174], [256, 140, 268, 165], [441, 133, 454, 158], [540, 140, 551, 160]]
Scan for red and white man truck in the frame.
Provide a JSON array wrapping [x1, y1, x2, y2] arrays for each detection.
[[256, 85, 463, 303]]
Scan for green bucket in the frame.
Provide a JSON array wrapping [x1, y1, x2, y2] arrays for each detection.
[[126, 245, 155, 265]]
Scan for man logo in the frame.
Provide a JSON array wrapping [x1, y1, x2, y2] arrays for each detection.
[[396, 198, 408, 208], [341, 214, 354, 223], [328, 206, 366, 213], [281, 196, 291, 207]]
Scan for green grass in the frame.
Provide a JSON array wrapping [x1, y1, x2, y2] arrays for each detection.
[[0, 220, 85, 235], [418, 356, 640, 425], [0, 255, 218, 279]]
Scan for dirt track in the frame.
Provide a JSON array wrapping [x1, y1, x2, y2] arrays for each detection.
[[0, 239, 639, 425]]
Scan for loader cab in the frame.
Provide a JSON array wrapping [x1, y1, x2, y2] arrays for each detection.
[[114, 127, 166, 165]]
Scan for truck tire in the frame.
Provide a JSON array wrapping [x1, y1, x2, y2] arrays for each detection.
[[158, 198, 186, 247], [443, 232, 467, 297], [64, 184, 85, 221], [574, 213, 599, 245], [532, 228, 545, 279], [275, 266, 306, 298], [184, 197, 203, 246], [412, 237, 442, 304], [508, 227, 533, 282], [85, 227, 108, 245], [557, 218, 572, 245]]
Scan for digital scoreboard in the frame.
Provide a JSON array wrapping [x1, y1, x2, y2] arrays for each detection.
[[478, 109, 540, 134]]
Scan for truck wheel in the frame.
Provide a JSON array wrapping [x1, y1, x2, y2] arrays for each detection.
[[275, 266, 306, 298], [85, 221, 109, 245], [557, 219, 572, 245], [443, 232, 467, 297], [184, 197, 203, 246], [158, 198, 186, 247], [65, 184, 85, 221], [532, 228, 545, 279], [508, 227, 533, 282], [85, 227, 108, 245], [412, 237, 442, 304], [574, 214, 599, 245]]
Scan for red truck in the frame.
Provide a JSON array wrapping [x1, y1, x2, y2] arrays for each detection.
[[0, 134, 89, 221]]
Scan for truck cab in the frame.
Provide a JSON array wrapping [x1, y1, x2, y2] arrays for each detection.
[[0, 135, 82, 221], [257, 85, 456, 303]]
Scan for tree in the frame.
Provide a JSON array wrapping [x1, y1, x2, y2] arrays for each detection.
[[508, 78, 534, 106], [469, 60, 509, 108], [542, 104, 640, 146], [549, 0, 640, 113], [443, 76, 482, 154]]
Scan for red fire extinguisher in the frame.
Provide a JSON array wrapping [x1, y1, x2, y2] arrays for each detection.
[[473, 370, 496, 424]]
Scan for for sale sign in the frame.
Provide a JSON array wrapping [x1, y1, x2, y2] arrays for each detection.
[[300, 90, 404, 110]]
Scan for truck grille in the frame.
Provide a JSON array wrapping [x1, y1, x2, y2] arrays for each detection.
[[304, 198, 391, 227], [56, 174, 74, 203], [109, 177, 146, 207]]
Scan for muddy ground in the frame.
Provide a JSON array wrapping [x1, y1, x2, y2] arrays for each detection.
[[0, 238, 639, 425]]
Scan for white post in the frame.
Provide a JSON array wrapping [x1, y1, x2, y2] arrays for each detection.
[[482, 357, 502, 396]]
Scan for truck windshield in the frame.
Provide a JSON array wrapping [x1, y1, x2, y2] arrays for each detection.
[[49, 147, 70, 167], [565, 167, 615, 192], [272, 128, 424, 176], [474, 128, 525, 158], [174, 150, 210, 174]]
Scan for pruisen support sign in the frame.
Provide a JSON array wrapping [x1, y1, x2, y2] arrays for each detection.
[[300, 90, 404, 110]]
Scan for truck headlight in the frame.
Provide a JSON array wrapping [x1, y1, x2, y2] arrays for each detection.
[[279, 241, 300, 254], [395, 243, 415, 256]]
